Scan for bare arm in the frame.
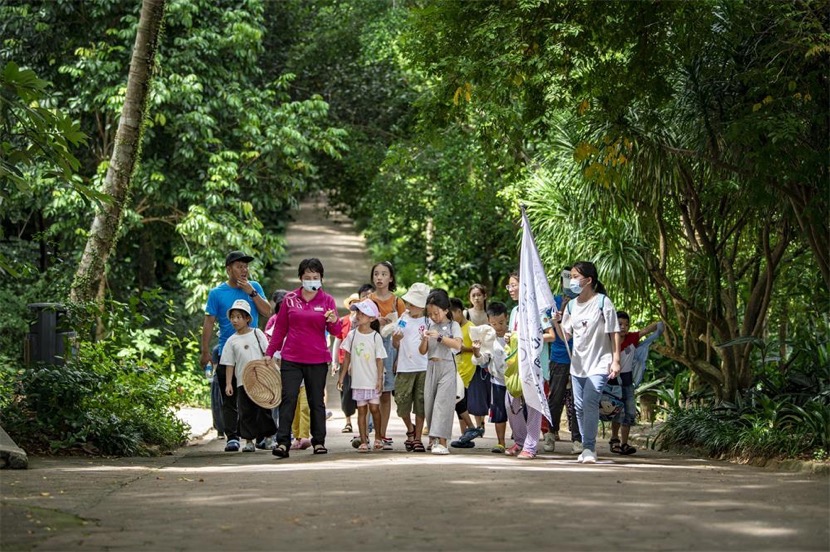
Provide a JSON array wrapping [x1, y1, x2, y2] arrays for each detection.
[[337, 352, 351, 389], [225, 365, 235, 396], [640, 321, 660, 338]]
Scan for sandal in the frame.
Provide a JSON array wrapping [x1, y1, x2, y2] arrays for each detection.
[[404, 431, 416, 452], [272, 444, 289, 459], [411, 440, 426, 453], [341, 423, 353, 433], [312, 444, 328, 455], [357, 442, 370, 453], [373, 439, 384, 451], [610, 438, 622, 454], [619, 443, 637, 455]]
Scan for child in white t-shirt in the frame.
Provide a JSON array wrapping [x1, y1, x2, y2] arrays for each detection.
[[219, 299, 277, 453], [392, 282, 430, 453], [337, 300, 387, 452]]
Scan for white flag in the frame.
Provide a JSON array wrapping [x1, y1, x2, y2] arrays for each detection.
[[518, 206, 554, 423]]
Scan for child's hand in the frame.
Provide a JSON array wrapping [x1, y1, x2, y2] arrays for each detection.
[[424, 330, 439, 339], [472, 340, 481, 356], [337, 380, 344, 391], [376, 378, 383, 392]]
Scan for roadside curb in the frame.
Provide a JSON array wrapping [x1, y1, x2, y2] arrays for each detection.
[[0, 425, 28, 469]]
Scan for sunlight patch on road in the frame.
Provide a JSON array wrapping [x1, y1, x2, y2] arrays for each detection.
[[709, 521, 797, 538]]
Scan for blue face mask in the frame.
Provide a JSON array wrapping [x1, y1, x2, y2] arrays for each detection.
[[302, 279, 322, 292], [569, 277, 583, 295]]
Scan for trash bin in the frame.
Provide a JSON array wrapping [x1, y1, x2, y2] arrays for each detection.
[[24, 303, 77, 366]]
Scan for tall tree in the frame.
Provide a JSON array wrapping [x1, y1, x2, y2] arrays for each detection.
[[70, 0, 167, 304]]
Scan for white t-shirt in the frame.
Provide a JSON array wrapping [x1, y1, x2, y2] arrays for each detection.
[[561, 294, 620, 378], [341, 329, 387, 390], [395, 313, 428, 373], [219, 329, 270, 385]]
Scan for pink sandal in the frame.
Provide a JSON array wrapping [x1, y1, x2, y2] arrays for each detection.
[[357, 442, 369, 453], [373, 439, 384, 451]]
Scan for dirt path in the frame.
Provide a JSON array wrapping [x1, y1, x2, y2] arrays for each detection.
[[1, 197, 828, 551]]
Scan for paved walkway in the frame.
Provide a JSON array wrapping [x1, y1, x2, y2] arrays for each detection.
[[1, 198, 828, 551]]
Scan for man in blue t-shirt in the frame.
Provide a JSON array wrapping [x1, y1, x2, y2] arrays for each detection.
[[200, 251, 270, 451], [544, 294, 583, 454]]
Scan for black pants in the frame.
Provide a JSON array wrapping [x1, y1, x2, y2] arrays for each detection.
[[548, 361, 581, 442], [277, 360, 328, 448], [237, 386, 277, 440], [340, 373, 357, 418], [215, 364, 240, 442]]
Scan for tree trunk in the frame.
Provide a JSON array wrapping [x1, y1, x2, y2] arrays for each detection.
[[69, 0, 167, 304]]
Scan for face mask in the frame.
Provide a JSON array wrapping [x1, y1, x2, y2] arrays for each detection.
[[569, 277, 583, 295], [302, 279, 322, 292]]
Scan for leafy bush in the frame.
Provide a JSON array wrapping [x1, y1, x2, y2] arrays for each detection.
[[0, 293, 208, 456], [653, 321, 830, 460]]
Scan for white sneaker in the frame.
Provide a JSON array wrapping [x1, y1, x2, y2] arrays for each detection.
[[571, 441, 584, 454], [582, 449, 597, 464], [431, 444, 450, 455], [542, 432, 556, 452], [577, 450, 587, 463], [242, 441, 256, 453]]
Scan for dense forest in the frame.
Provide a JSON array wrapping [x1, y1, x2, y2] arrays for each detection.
[[1, 0, 827, 460]]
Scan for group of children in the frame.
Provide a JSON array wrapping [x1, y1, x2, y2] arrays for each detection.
[[216, 257, 659, 462], [331, 261, 659, 462]]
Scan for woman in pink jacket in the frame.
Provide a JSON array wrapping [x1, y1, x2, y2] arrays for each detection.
[[266, 258, 342, 458]]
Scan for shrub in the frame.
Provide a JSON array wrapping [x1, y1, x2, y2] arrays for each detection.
[[0, 292, 207, 456]]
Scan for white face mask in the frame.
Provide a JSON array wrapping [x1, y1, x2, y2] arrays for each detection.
[[569, 277, 584, 295], [302, 279, 322, 292]]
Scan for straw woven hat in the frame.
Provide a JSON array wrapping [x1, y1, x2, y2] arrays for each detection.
[[241, 359, 282, 409]]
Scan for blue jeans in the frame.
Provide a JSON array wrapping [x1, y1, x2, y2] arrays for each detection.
[[571, 373, 608, 452]]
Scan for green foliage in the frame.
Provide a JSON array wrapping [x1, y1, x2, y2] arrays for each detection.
[[653, 322, 830, 460], [0, 292, 207, 456]]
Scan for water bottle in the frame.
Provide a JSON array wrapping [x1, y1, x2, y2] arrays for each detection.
[[204, 363, 213, 379]]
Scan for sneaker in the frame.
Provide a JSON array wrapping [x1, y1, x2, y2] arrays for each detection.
[[224, 439, 240, 452], [581, 449, 597, 464], [431, 444, 450, 455], [475, 425, 485, 438], [290, 439, 302, 450], [383, 437, 393, 445], [299, 438, 312, 450], [326, 410, 333, 420], [517, 450, 536, 460], [256, 437, 273, 450], [242, 441, 256, 453], [382, 438, 393, 451], [542, 432, 556, 453], [491, 444, 506, 454], [456, 427, 478, 444], [577, 450, 587, 463], [505, 443, 522, 456], [571, 441, 584, 454], [450, 439, 475, 449]]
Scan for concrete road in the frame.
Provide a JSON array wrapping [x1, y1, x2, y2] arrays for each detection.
[[2, 412, 828, 551]]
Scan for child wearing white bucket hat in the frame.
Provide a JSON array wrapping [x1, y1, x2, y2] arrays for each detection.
[[219, 299, 277, 453], [392, 283, 431, 452]]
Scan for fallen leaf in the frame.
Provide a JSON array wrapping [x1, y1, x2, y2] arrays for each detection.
[[40, 492, 50, 497]]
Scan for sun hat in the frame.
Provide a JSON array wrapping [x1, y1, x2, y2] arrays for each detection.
[[225, 250, 254, 266], [242, 359, 282, 409], [342, 293, 360, 310], [226, 298, 252, 320], [350, 299, 380, 318], [468, 324, 497, 358], [401, 283, 430, 308]]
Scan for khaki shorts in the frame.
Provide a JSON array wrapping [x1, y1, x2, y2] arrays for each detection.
[[395, 371, 426, 418]]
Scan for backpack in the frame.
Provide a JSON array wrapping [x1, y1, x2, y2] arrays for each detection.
[[599, 383, 623, 422], [503, 333, 522, 398]]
